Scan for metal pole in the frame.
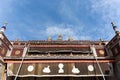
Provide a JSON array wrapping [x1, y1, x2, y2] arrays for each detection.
[[14, 47, 28, 80], [91, 45, 106, 80]]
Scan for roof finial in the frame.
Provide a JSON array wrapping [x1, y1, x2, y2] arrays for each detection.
[[47, 36, 52, 41], [68, 36, 73, 41], [111, 22, 119, 34], [111, 22, 115, 26], [16, 38, 19, 42], [57, 34, 62, 41], [0, 22, 8, 33]]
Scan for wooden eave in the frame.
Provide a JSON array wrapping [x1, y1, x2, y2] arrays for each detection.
[[29, 44, 90, 48], [4, 56, 115, 63], [4, 59, 115, 64], [106, 32, 120, 47], [11, 40, 107, 46]]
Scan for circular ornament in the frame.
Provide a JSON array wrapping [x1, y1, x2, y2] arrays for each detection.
[[27, 65, 34, 72], [15, 50, 20, 55], [99, 50, 104, 55], [88, 65, 94, 71]]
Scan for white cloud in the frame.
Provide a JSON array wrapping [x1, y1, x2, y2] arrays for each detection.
[[45, 24, 92, 40], [58, 0, 82, 24], [46, 27, 73, 36], [1, 0, 117, 41], [45, 25, 78, 40], [90, 0, 120, 40], [91, 0, 120, 23]]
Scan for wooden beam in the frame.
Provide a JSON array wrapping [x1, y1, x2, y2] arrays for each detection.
[[5, 60, 115, 63], [29, 45, 90, 48]]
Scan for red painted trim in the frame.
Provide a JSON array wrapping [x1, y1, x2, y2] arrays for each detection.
[[29, 45, 90, 48], [5, 60, 115, 63]]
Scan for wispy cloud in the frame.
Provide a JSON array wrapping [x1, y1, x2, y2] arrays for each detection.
[[0, 0, 119, 41], [0, 0, 93, 40], [90, 0, 120, 40], [46, 26, 74, 36], [45, 24, 78, 40], [44, 23, 92, 40], [91, 0, 120, 22], [58, 1, 80, 24]]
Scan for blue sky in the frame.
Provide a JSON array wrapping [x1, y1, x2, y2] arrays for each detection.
[[0, 0, 120, 41]]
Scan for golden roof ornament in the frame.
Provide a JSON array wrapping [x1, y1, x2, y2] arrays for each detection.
[[16, 38, 19, 42], [68, 36, 73, 41], [57, 34, 62, 41], [47, 36, 52, 41]]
